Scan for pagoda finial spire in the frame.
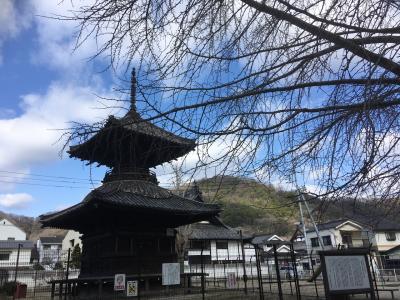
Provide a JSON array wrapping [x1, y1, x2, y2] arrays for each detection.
[[130, 68, 137, 111]]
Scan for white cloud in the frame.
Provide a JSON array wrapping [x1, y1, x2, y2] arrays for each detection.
[[0, 193, 33, 209], [0, 81, 119, 191], [31, 0, 109, 76], [0, 0, 33, 64]]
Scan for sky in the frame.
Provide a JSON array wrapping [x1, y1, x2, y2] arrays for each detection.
[[0, 0, 323, 218], [0, 0, 143, 217], [0, 0, 249, 217]]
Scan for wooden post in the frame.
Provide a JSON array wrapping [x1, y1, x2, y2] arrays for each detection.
[[239, 230, 248, 294]]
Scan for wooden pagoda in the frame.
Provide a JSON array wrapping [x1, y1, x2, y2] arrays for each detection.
[[40, 70, 221, 278]]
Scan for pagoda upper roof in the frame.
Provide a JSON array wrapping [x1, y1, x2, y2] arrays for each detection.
[[39, 180, 221, 231], [68, 110, 196, 168]]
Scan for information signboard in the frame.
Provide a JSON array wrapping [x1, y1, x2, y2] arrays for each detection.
[[114, 274, 126, 291], [325, 255, 370, 291], [319, 250, 375, 300], [126, 280, 138, 297], [162, 263, 180, 285]]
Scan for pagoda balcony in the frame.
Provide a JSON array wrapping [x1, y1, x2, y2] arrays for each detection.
[[103, 168, 158, 184]]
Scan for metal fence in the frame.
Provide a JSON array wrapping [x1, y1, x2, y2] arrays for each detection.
[[1, 244, 399, 299]]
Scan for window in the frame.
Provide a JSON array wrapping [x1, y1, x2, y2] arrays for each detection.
[[310, 238, 319, 247], [216, 241, 228, 249], [342, 234, 353, 246], [70, 239, 75, 247], [322, 236, 332, 246], [190, 240, 210, 250], [7, 238, 15, 241], [385, 232, 396, 241], [0, 253, 10, 261]]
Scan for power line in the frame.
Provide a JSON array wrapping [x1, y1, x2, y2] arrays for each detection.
[[0, 180, 91, 189], [0, 170, 102, 182]]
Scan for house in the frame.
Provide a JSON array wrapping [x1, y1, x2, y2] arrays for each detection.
[[305, 219, 373, 251], [37, 236, 63, 267], [186, 219, 245, 264], [183, 183, 249, 264], [0, 240, 34, 268], [62, 230, 82, 251], [251, 234, 289, 253], [0, 218, 32, 267], [0, 218, 26, 240]]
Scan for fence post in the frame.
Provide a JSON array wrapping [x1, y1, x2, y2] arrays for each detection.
[[201, 247, 205, 300], [64, 248, 71, 300], [290, 243, 301, 300], [239, 230, 248, 294], [13, 243, 22, 300], [394, 269, 398, 281], [33, 269, 38, 298], [255, 248, 264, 300], [309, 251, 319, 299], [273, 244, 283, 300]]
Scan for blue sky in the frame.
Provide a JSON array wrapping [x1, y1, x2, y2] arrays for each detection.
[[0, 0, 235, 217], [0, 1, 130, 216], [0, 0, 320, 217]]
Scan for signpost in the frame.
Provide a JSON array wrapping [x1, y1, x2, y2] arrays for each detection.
[[162, 263, 180, 285], [126, 281, 138, 297], [319, 249, 375, 300], [114, 274, 126, 291]]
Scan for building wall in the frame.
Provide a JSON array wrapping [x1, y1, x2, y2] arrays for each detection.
[[37, 241, 62, 264], [211, 240, 242, 261], [307, 229, 337, 251], [374, 232, 400, 252], [0, 219, 26, 240], [0, 249, 31, 267], [307, 222, 373, 251], [62, 230, 82, 251]]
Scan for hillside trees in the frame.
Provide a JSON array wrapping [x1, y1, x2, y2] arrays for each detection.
[[65, 0, 400, 201]]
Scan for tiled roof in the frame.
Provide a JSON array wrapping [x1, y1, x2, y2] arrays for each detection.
[[306, 219, 359, 232], [40, 180, 220, 229], [189, 222, 241, 240], [68, 111, 196, 168], [39, 236, 63, 244], [0, 240, 34, 249]]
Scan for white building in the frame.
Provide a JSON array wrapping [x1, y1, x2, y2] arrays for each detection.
[[62, 230, 82, 251], [37, 236, 63, 266], [0, 218, 32, 268], [0, 240, 34, 268], [186, 220, 245, 264], [305, 219, 373, 252], [251, 234, 288, 253], [0, 218, 26, 240]]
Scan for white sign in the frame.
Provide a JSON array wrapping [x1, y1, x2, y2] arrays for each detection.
[[162, 263, 180, 285], [325, 255, 371, 291], [114, 274, 126, 291], [227, 272, 237, 289], [126, 281, 138, 297]]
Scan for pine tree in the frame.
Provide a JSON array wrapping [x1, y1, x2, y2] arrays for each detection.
[[70, 244, 81, 269]]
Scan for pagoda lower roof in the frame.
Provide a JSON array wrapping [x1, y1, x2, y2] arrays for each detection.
[[68, 111, 196, 168], [40, 180, 220, 231]]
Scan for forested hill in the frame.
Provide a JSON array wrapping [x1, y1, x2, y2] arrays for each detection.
[[1, 176, 399, 240], [194, 176, 300, 236]]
